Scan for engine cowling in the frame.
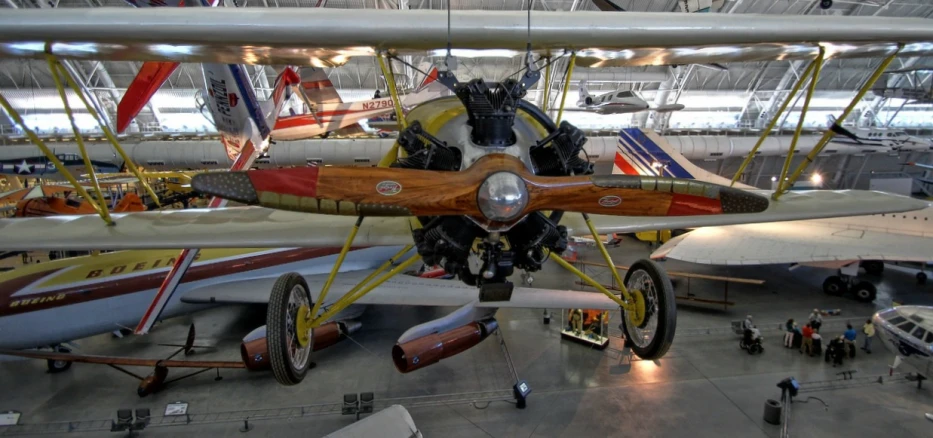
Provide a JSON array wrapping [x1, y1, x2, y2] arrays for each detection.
[[240, 320, 361, 371], [391, 318, 498, 373]]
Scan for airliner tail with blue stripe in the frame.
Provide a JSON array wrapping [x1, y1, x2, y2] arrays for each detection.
[[612, 128, 756, 190]]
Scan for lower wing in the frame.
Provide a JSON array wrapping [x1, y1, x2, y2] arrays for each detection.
[[181, 270, 620, 310], [651, 220, 932, 265]]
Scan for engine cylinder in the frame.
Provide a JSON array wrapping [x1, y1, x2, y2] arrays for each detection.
[[391, 319, 498, 373]]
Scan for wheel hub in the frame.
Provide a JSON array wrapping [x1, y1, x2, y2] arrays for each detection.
[[296, 304, 312, 348], [627, 288, 646, 327]]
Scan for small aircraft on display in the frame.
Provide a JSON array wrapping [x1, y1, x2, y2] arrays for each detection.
[[577, 82, 685, 115], [872, 306, 933, 382], [0, 7, 931, 389], [0, 325, 249, 397]]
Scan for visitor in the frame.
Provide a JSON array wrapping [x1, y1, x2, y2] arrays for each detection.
[[801, 323, 813, 356], [844, 323, 858, 358], [784, 319, 796, 348], [809, 309, 823, 331], [861, 319, 875, 354], [811, 329, 823, 357], [828, 335, 845, 367]]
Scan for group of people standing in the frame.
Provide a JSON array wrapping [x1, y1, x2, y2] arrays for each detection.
[[778, 310, 877, 367]]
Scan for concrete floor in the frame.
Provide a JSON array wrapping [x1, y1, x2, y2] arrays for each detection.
[[1, 239, 931, 437]]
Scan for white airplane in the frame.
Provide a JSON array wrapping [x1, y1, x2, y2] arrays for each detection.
[[873, 306, 933, 381], [576, 82, 685, 115], [604, 128, 931, 302], [827, 118, 933, 152], [0, 7, 930, 389]]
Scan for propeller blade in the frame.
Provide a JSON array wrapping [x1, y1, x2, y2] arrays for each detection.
[[524, 174, 770, 216], [191, 165, 482, 217], [192, 154, 770, 222]]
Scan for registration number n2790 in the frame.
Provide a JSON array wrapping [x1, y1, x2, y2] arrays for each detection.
[[362, 99, 394, 111]]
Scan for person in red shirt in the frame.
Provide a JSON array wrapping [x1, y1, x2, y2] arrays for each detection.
[[801, 323, 814, 355]]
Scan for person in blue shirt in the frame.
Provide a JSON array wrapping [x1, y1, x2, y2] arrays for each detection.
[[843, 323, 858, 358]]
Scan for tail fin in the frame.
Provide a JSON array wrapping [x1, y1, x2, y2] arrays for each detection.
[[117, 61, 179, 133], [298, 67, 343, 105], [413, 63, 440, 93], [259, 66, 300, 129], [402, 63, 446, 107], [578, 81, 590, 99], [829, 123, 862, 143], [114, 193, 146, 212], [613, 128, 755, 188]]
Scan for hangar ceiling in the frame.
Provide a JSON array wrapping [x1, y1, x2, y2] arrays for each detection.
[[0, 0, 932, 136]]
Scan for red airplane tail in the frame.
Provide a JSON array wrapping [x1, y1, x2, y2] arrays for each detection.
[[117, 62, 180, 134]]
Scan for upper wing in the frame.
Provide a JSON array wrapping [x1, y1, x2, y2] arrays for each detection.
[[0, 349, 246, 369], [0, 9, 931, 67], [180, 270, 620, 310], [0, 190, 926, 251], [651, 220, 933, 265]]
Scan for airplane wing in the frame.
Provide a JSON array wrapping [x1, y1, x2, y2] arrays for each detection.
[[1, 9, 932, 67], [180, 270, 621, 310], [0, 349, 246, 369], [0, 190, 925, 251], [651, 220, 933, 265]]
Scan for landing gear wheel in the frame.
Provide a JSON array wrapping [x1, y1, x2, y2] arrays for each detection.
[[823, 276, 847, 296], [47, 346, 72, 373], [862, 261, 884, 276], [267, 273, 313, 386], [852, 281, 877, 303], [820, 0, 832, 9], [620, 259, 676, 360], [918, 272, 927, 285]]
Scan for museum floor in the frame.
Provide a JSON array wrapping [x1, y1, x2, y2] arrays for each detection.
[[1, 239, 931, 437]]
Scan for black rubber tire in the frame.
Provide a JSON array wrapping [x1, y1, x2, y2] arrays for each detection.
[[823, 276, 847, 296], [47, 346, 72, 373], [621, 259, 676, 360], [749, 344, 762, 355], [917, 272, 928, 285], [852, 281, 877, 303], [267, 273, 313, 386], [862, 261, 884, 276], [820, 0, 833, 9]]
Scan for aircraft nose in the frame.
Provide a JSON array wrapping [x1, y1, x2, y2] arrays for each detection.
[[191, 172, 259, 204]]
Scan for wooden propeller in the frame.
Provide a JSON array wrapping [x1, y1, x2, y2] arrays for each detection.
[[191, 154, 769, 221]]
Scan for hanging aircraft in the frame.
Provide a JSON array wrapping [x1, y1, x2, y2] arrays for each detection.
[[0, 153, 121, 180], [826, 118, 933, 151], [603, 128, 931, 301], [873, 306, 933, 382], [577, 82, 685, 115], [0, 7, 931, 388]]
